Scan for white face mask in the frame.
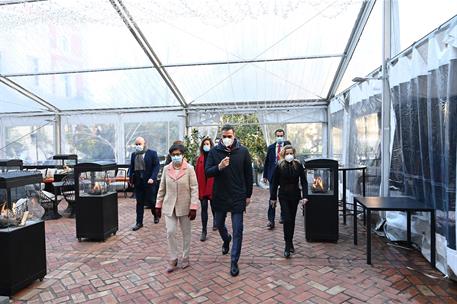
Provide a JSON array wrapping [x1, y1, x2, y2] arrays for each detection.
[[171, 155, 183, 164], [135, 144, 144, 152], [276, 136, 284, 144], [222, 137, 234, 147], [285, 154, 294, 163], [203, 145, 211, 152]]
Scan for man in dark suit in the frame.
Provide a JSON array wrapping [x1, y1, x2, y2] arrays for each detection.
[[206, 125, 253, 277], [128, 137, 161, 231], [263, 129, 288, 229]]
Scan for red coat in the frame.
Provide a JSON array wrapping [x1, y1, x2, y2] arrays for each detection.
[[195, 154, 214, 200]]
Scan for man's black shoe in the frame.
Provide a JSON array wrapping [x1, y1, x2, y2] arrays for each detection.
[[279, 219, 284, 224], [284, 248, 291, 258], [154, 217, 160, 224], [290, 243, 295, 253], [230, 262, 239, 277], [132, 223, 143, 231], [222, 234, 232, 255], [267, 221, 275, 230]]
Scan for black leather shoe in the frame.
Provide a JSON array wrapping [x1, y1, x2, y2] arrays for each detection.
[[290, 243, 295, 253], [284, 248, 291, 258], [222, 235, 232, 255], [267, 222, 275, 230], [200, 231, 207, 242], [132, 223, 143, 231], [154, 217, 159, 224], [230, 262, 239, 277], [279, 219, 284, 224]]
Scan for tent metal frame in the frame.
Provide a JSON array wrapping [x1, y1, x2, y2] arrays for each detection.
[[0, 0, 375, 115]]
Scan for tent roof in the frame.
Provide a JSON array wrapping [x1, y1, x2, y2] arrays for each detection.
[[0, 0, 455, 114]]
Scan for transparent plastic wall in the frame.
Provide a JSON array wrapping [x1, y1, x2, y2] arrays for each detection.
[[329, 16, 457, 277], [0, 116, 56, 164], [387, 18, 457, 274], [0, 111, 185, 165], [61, 112, 185, 164]]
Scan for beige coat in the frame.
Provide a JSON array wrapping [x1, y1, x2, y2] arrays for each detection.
[[156, 161, 199, 217]]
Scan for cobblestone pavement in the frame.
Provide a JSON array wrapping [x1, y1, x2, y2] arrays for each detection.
[[11, 188, 457, 303]]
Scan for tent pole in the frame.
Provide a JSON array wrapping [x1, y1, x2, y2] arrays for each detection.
[[54, 114, 62, 155], [380, 0, 392, 196]]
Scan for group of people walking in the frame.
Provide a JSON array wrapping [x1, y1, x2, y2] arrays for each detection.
[[128, 125, 307, 276]]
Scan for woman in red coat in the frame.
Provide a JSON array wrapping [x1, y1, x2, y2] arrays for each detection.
[[195, 137, 215, 241]]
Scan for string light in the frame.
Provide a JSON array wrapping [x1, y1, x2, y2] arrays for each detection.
[[0, 0, 358, 30]]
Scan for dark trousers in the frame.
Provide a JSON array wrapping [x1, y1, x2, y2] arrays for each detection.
[[215, 211, 243, 263], [134, 180, 156, 225], [268, 201, 284, 223], [279, 198, 299, 244], [200, 198, 215, 232]]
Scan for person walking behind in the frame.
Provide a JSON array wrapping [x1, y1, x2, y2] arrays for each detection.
[[128, 137, 161, 231], [205, 124, 253, 277], [155, 143, 199, 273], [269, 145, 308, 258], [195, 137, 216, 241], [263, 129, 288, 229]]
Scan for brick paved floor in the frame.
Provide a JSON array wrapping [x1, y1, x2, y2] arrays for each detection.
[[11, 188, 457, 303]]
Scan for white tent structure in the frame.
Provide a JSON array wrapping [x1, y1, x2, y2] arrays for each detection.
[[0, 0, 457, 277]]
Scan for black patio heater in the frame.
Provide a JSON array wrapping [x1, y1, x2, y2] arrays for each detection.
[[74, 161, 118, 242], [303, 158, 339, 242]]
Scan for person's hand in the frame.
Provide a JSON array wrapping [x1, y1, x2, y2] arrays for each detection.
[[147, 179, 154, 184], [188, 209, 197, 220], [155, 207, 162, 218], [300, 198, 308, 208], [246, 198, 251, 207], [128, 176, 134, 187], [262, 178, 268, 184], [270, 200, 277, 208], [218, 157, 230, 170]]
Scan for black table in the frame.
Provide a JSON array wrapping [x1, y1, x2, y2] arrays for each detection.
[[353, 196, 435, 267], [339, 166, 366, 225]]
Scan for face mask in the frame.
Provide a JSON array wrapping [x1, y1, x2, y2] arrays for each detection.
[[285, 154, 294, 163], [203, 145, 211, 152], [135, 145, 144, 152], [171, 155, 183, 164], [222, 137, 233, 147], [276, 137, 284, 144]]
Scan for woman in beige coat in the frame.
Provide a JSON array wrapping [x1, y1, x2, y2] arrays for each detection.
[[155, 143, 199, 273]]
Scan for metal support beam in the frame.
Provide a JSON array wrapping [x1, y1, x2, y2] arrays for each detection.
[[326, 0, 377, 100], [0, 76, 60, 113], [380, 0, 392, 196], [324, 107, 330, 158], [0, 0, 47, 6], [0, 105, 184, 116], [342, 94, 351, 166], [4, 54, 343, 78], [54, 114, 62, 154], [109, 0, 188, 109]]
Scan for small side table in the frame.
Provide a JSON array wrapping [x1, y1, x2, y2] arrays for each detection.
[[353, 196, 435, 267]]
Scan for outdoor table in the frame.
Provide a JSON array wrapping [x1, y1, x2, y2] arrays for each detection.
[[338, 165, 366, 224], [353, 196, 435, 267]]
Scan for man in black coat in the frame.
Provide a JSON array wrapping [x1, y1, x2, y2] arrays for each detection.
[[206, 125, 253, 277], [128, 137, 161, 231]]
